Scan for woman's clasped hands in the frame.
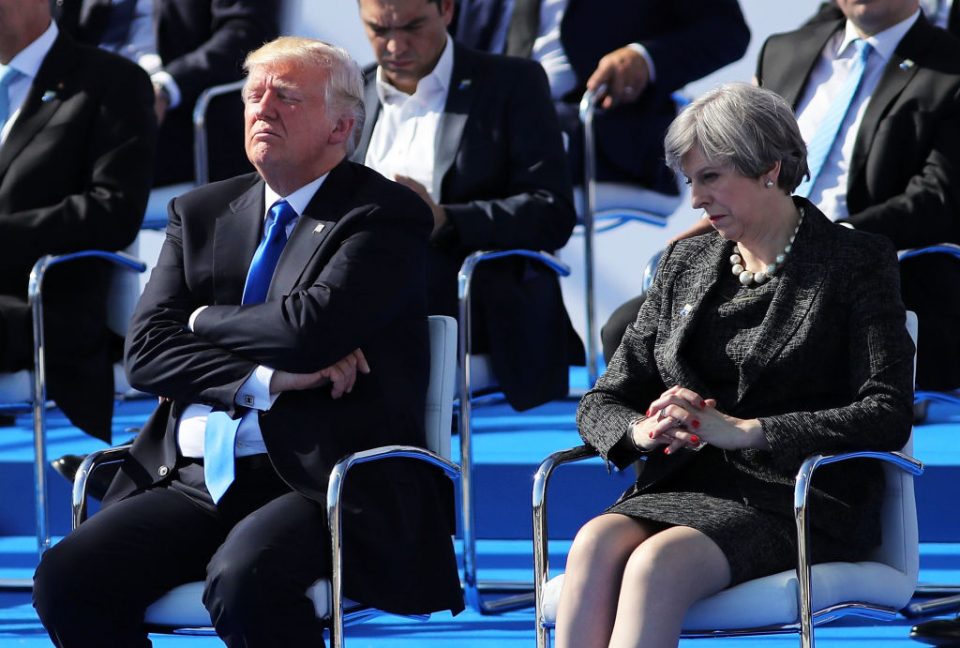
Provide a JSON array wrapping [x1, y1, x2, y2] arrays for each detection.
[[631, 385, 769, 454]]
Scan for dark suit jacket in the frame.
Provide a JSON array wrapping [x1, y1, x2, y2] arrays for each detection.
[[54, 0, 280, 185], [353, 43, 583, 411], [0, 32, 155, 441], [113, 161, 464, 616], [578, 202, 914, 545], [454, 0, 751, 192]]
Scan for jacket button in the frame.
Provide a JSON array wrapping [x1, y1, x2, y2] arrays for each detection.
[[158, 465, 169, 477]]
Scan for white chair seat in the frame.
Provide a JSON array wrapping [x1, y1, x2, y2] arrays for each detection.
[[542, 559, 915, 631], [144, 578, 364, 627]]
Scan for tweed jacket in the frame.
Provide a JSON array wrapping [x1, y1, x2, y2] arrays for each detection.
[[577, 200, 914, 543]]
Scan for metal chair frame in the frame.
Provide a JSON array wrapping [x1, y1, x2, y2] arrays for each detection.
[[576, 87, 684, 386], [532, 445, 923, 648], [457, 249, 571, 614]]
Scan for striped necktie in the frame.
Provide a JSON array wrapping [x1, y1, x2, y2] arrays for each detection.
[[203, 199, 298, 503], [795, 38, 872, 198]]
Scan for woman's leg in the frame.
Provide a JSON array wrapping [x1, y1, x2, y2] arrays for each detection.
[[554, 513, 659, 648], [608, 525, 732, 648]]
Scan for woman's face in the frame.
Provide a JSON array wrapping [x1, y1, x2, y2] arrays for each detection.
[[681, 146, 769, 243]]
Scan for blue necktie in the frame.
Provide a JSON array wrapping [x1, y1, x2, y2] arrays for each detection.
[[795, 39, 872, 198], [0, 65, 22, 136], [204, 199, 298, 503]]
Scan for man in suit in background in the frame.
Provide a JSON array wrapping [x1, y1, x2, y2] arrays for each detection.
[[353, 0, 583, 411], [453, 0, 750, 193], [33, 37, 463, 646], [53, 0, 280, 185], [756, 0, 960, 393], [0, 0, 155, 440]]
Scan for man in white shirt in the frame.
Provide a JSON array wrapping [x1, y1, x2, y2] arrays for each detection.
[[757, 0, 960, 392], [32, 36, 464, 646], [353, 0, 584, 411]]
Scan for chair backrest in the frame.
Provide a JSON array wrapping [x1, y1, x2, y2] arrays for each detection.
[[426, 316, 457, 460], [866, 311, 919, 582], [105, 238, 142, 337]]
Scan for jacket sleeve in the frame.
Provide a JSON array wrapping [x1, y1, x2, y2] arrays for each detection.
[[758, 236, 915, 468], [576, 244, 675, 468]]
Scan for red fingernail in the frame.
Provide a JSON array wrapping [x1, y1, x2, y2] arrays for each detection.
[[649, 431, 655, 439], [691, 419, 701, 429], [690, 435, 700, 445], [664, 447, 671, 455], [646, 408, 652, 416]]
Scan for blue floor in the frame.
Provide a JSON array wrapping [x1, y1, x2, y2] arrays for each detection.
[[1, 374, 959, 647]]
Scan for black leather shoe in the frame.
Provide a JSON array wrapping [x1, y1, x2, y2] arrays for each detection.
[[910, 617, 960, 646], [50, 454, 115, 501]]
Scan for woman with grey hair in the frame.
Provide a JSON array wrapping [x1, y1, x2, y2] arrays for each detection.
[[555, 82, 914, 648]]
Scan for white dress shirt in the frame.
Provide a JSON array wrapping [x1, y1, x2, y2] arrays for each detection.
[[364, 36, 454, 202], [1, 20, 58, 145], [177, 173, 329, 459], [794, 10, 919, 221]]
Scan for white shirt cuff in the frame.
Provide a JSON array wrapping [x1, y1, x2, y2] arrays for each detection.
[[188, 305, 209, 332], [150, 70, 182, 109], [628, 43, 657, 84], [236, 365, 279, 411]]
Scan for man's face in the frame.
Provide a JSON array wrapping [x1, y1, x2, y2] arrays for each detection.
[[836, 0, 920, 36], [359, 0, 454, 94], [243, 60, 350, 191]]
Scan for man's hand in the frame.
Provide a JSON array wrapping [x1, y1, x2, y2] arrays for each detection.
[[587, 46, 650, 109], [153, 82, 170, 124], [395, 175, 447, 236], [270, 349, 371, 399]]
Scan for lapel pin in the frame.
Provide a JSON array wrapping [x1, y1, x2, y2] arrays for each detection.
[[41, 90, 57, 102], [458, 79, 472, 90], [899, 59, 915, 70], [679, 304, 693, 318], [313, 223, 325, 234]]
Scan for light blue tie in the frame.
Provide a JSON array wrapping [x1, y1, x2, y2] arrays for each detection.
[[795, 39, 872, 198], [204, 199, 298, 503], [0, 65, 22, 135]]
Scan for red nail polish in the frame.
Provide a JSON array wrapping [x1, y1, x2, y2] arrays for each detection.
[[664, 447, 671, 455], [690, 435, 700, 445], [646, 408, 652, 417], [691, 419, 701, 429], [649, 431, 655, 439]]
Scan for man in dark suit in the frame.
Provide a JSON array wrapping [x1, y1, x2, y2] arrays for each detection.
[[353, 0, 582, 411], [53, 0, 280, 186], [32, 36, 463, 646], [0, 0, 155, 441], [756, 0, 960, 391], [453, 0, 750, 192]]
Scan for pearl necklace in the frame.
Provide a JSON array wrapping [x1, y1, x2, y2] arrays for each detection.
[[730, 210, 804, 286]]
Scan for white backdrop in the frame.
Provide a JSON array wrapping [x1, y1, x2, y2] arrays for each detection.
[[144, 0, 827, 351]]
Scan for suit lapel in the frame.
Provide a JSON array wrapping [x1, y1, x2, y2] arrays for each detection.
[[266, 162, 351, 300], [848, 16, 927, 187], [769, 20, 841, 107], [655, 236, 726, 396], [736, 208, 826, 405], [213, 179, 264, 305], [0, 35, 74, 180], [435, 43, 476, 191]]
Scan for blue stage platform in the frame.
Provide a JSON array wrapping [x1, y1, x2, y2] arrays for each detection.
[[1, 373, 959, 647]]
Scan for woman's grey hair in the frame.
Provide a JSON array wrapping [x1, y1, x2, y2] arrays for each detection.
[[243, 37, 366, 156], [664, 82, 809, 193]]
